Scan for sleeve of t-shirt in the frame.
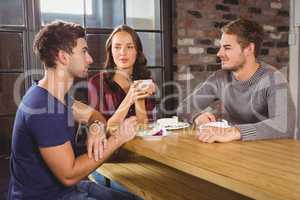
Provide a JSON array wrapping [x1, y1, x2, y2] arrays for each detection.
[[27, 112, 71, 148]]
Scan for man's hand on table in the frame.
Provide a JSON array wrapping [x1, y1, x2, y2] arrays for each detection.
[[194, 112, 216, 126], [196, 126, 241, 143]]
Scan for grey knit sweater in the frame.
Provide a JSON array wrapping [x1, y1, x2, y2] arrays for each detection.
[[177, 62, 296, 141]]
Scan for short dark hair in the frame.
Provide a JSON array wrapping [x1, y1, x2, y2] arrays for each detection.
[[33, 20, 85, 68], [222, 18, 264, 57], [104, 24, 151, 80]]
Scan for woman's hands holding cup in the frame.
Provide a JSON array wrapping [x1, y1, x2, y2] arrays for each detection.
[[135, 79, 155, 96], [125, 80, 156, 105]]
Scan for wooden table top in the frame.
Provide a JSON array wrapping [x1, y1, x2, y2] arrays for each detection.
[[123, 128, 300, 200], [93, 151, 251, 200]]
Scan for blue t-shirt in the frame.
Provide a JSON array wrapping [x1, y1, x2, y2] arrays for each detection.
[[8, 85, 76, 199]]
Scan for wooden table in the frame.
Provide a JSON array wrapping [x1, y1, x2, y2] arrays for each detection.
[[91, 151, 251, 200], [120, 128, 300, 200]]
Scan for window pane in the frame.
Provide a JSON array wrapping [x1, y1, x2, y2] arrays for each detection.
[[126, 0, 160, 30], [0, 116, 14, 154], [86, 0, 124, 28], [138, 32, 162, 66], [0, 0, 24, 26], [0, 32, 24, 71], [40, 0, 85, 26], [149, 68, 163, 117], [86, 34, 110, 68], [0, 73, 25, 115], [149, 68, 163, 98]]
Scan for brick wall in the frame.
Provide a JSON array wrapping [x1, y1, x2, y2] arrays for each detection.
[[172, 0, 290, 105]]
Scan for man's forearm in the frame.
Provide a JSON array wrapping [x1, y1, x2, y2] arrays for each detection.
[[235, 118, 295, 141], [135, 99, 148, 123], [107, 98, 132, 128], [236, 82, 296, 141], [64, 135, 122, 186]]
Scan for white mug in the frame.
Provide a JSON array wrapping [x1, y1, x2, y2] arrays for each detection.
[[136, 79, 153, 89]]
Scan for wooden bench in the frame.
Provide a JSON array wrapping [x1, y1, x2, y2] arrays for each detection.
[[89, 151, 252, 200]]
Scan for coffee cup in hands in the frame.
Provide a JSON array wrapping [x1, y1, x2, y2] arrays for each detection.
[[134, 79, 155, 96], [134, 79, 153, 90]]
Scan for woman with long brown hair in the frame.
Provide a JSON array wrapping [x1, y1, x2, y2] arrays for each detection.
[[88, 25, 156, 128]]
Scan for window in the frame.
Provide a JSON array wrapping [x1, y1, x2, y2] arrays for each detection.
[[0, 0, 24, 26], [86, 0, 124, 28], [38, 0, 172, 115], [0, 32, 24, 71], [138, 32, 162, 66], [126, 0, 160, 30], [40, 0, 92, 15], [0, 0, 26, 154], [40, 0, 88, 25]]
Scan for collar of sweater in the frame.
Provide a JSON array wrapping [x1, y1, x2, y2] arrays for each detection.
[[230, 62, 267, 89]]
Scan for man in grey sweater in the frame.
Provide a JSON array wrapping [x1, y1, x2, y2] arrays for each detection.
[[177, 18, 296, 143]]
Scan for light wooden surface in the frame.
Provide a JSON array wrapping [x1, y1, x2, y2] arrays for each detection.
[[122, 128, 300, 200], [91, 151, 251, 200]]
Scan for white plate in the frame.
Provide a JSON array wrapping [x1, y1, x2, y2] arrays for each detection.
[[163, 122, 190, 130], [157, 117, 190, 130], [136, 126, 169, 140], [136, 132, 170, 140]]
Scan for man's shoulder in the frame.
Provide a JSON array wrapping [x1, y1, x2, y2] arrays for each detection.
[[260, 62, 288, 81], [20, 86, 67, 118], [260, 62, 278, 73], [214, 69, 230, 76], [254, 62, 289, 90], [207, 69, 231, 83], [22, 86, 48, 107]]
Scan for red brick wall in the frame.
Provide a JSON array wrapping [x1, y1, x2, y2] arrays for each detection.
[[172, 0, 290, 97]]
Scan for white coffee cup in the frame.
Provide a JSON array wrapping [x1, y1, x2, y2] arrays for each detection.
[[135, 79, 153, 89]]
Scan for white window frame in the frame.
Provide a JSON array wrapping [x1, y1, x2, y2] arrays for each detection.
[[289, 0, 300, 139]]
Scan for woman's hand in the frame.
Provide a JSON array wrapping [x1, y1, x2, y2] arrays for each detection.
[[194, 112, 216, 126], [87, 121, 107, 161], [113, 117, 138, 145], [141, 81, 156, 96], [125, 81, 155, 105]]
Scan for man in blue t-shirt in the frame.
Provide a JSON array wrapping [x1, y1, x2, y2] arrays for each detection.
[[8, 21, 138, 200]]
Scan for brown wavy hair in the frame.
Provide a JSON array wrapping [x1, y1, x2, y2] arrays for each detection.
[[222, 18, 264, 57], [33, 20, 85, 68], [104, 24, 151, 80]]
